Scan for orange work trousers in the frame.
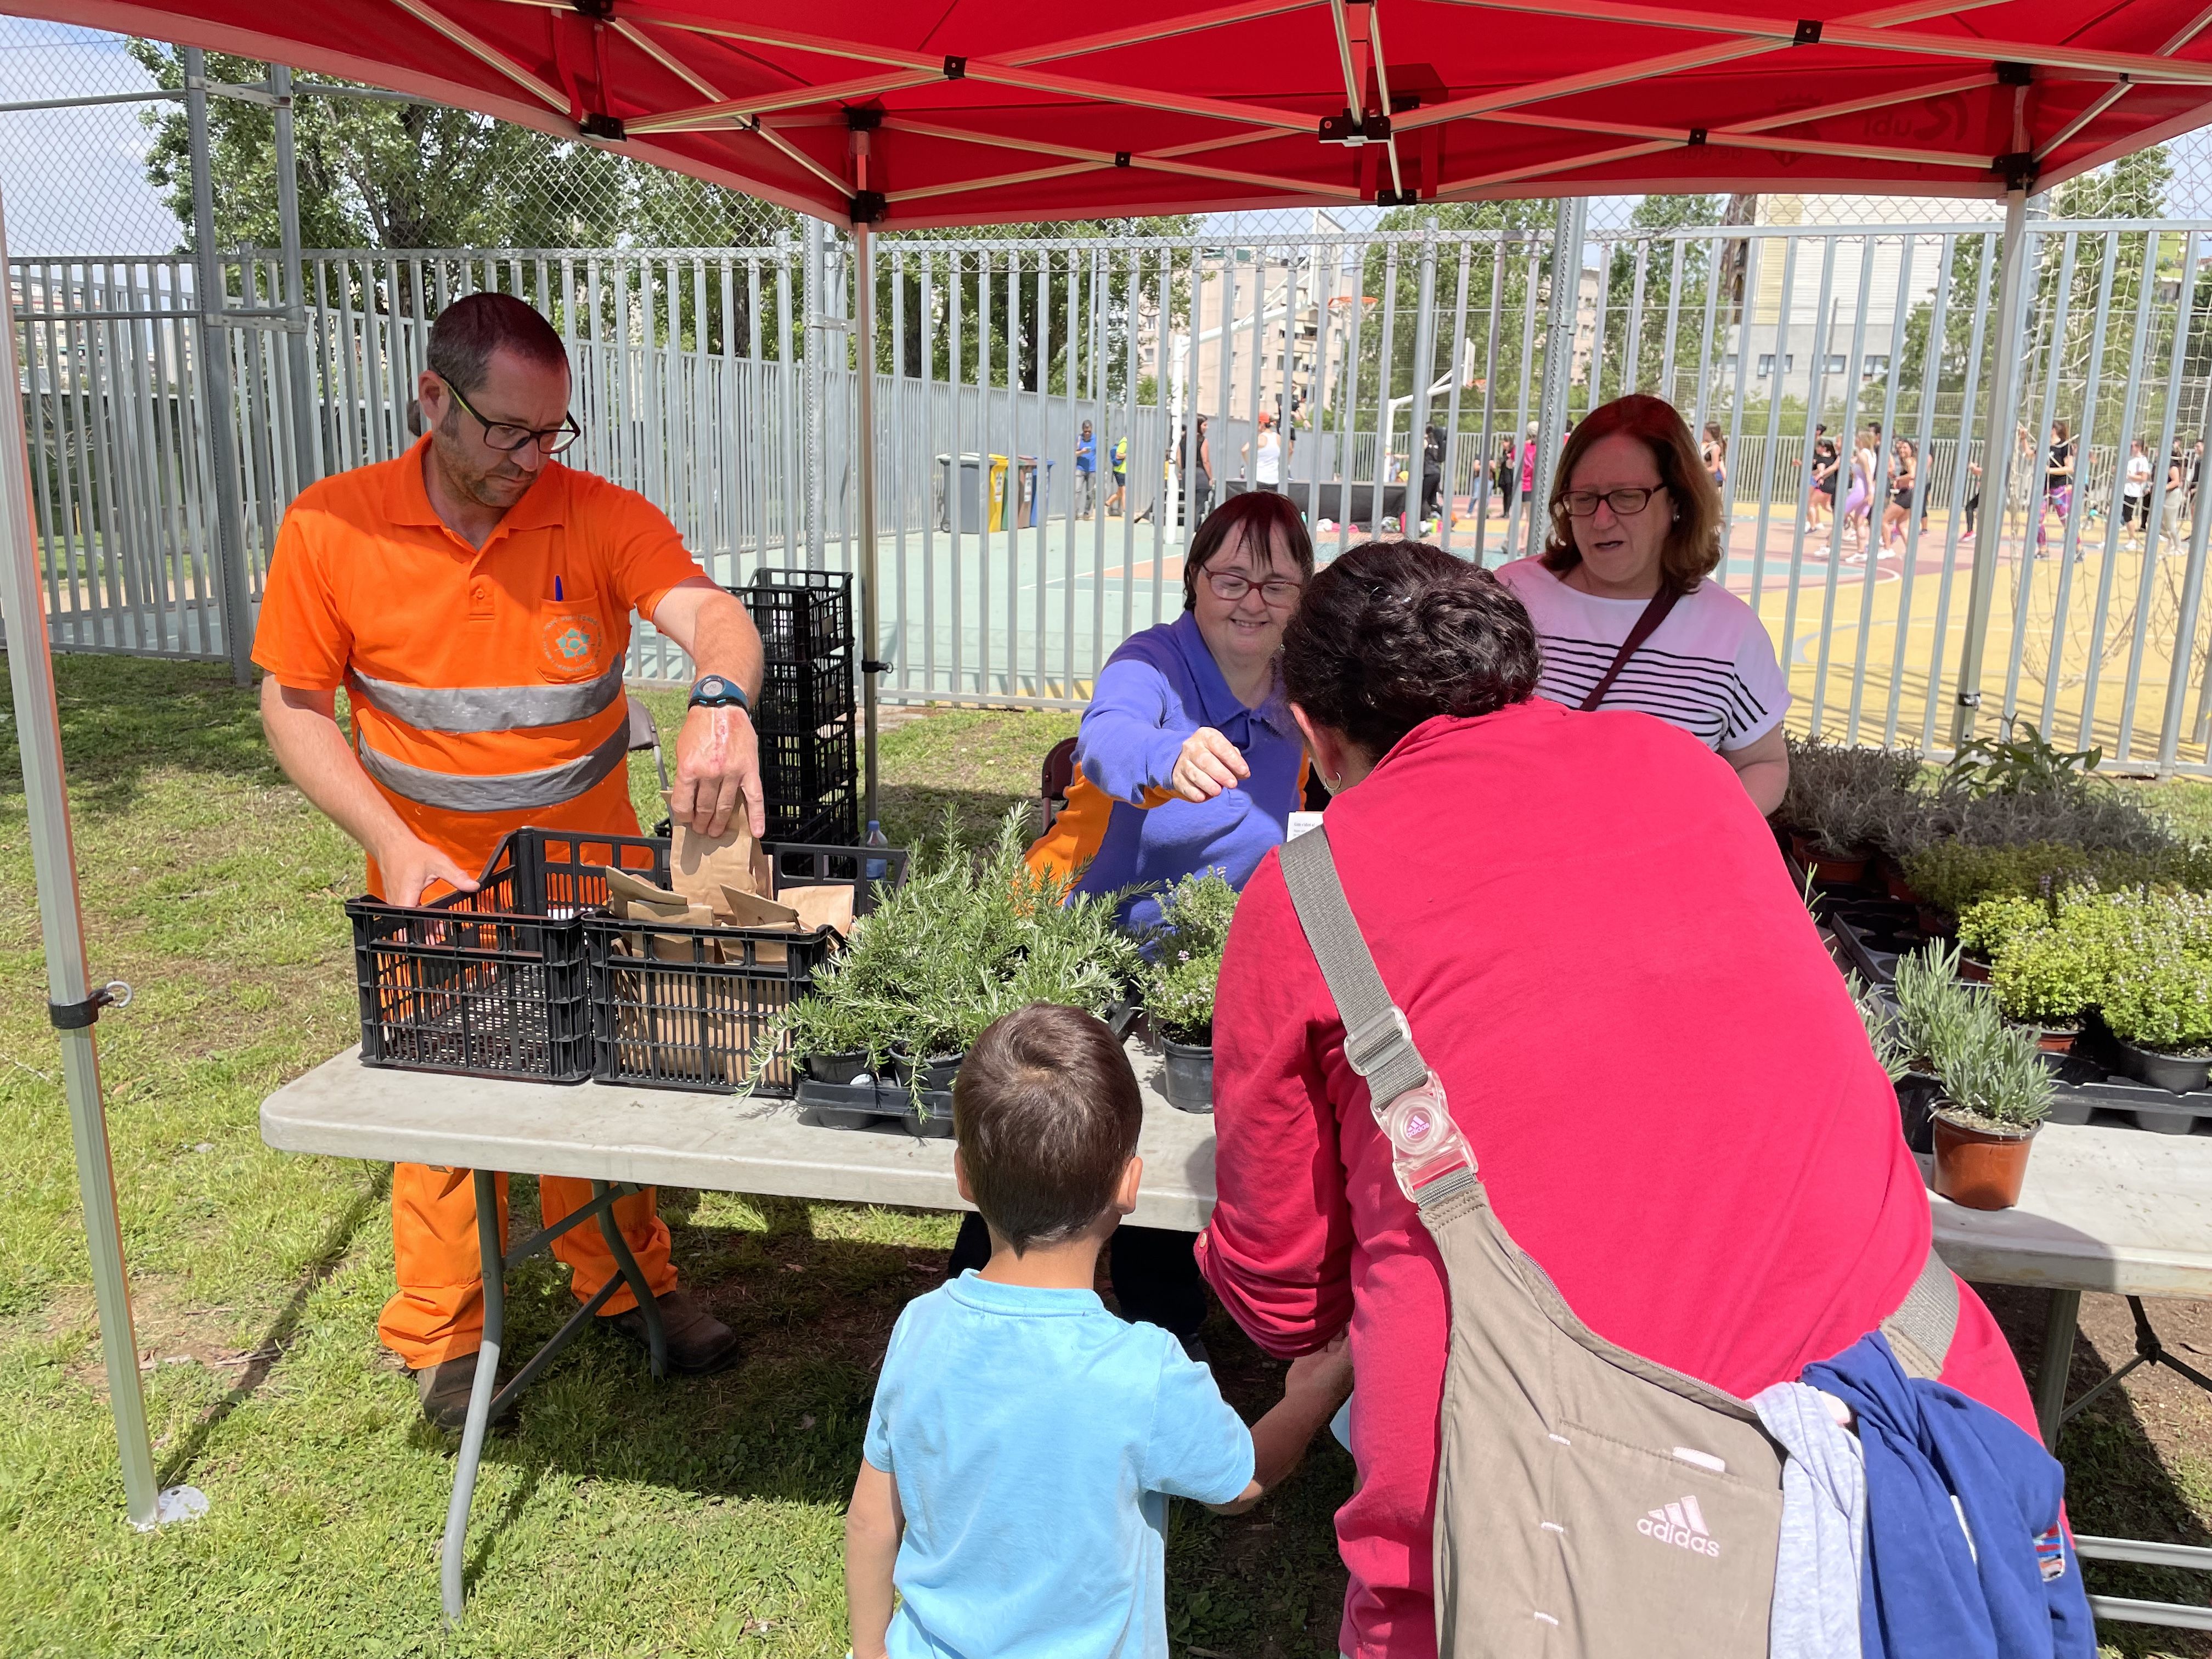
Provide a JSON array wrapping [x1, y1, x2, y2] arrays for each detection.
[[377, 1161, 679, 1369]]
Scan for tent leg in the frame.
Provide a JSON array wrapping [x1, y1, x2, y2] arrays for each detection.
[[0, 187, 199, 1531], [854, 218, 881, 830], [1949, 184, 2031, 749], [272, 65, 318, 493]]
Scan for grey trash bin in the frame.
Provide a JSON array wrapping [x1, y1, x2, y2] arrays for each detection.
[[936, 453, 988, 532]]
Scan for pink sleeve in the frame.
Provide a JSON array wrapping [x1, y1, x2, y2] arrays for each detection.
[[1195, 855, 1356, 1358]]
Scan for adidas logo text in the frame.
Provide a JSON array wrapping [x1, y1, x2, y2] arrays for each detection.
[[1636, 1496, 1721, 1558]]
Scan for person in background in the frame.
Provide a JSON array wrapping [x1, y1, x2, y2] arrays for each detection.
[[1419, 422, 1446, 527], [850, 1004, 1352, 1659], [1176, 416, 1214, 523], [2163, 439, 2191, 555], [1075, 420, 1097, 518], [965, 492, 1316, 1355], [1519, 419, 1538, 503], [2036, 419, 2074, 555], [1243, 411, 1284, 495], [1493, 435, 1518, 520], [1806, 422, 1837, 533], [1198, 540, 2051, 1659], [254, 293, 761, 1425], [1495, 393, 1790, 814], [2123, 437, 2153, 540], [1105, 432, 1129, 517], [1701, 420, 1728, 493], [1882, 436, 1917, 556]]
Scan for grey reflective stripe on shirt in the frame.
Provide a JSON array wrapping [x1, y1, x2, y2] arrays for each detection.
[[347, 660, 623, 733], [356, 718, 629, 813]]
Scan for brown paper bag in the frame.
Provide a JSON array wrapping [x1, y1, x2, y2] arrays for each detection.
[[669, 812, 769, 907], [782, 883, 857, 936]]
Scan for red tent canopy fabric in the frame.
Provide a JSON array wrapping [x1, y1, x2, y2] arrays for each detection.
[[5, 0, 2210, 227]]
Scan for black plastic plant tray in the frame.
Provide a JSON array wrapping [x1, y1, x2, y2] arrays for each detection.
[[795, 1075, 956, 1138], [350, 827, 672, 1084], [2045, 1025, 2212, 1135]]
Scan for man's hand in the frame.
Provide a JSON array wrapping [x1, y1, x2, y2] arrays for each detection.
[[375, 829, 478, 907], [672, 703, 766, 839], [1171, 727, 1249, 802]]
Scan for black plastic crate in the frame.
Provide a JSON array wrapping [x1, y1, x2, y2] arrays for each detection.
[[589, 839, 909, 1095], [743, 568, 852, 662], [760, 716, 857, 810], [759, 650, 855, 735], [350, 828, 668, 1084]]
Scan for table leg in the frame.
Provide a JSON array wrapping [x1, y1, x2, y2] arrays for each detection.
[[2036, 1288, 2081, 1452], [592, 1178, 665, 1380], [439, 1170, 506, 1622]]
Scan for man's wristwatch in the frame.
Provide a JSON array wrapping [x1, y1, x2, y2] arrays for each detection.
[[688, 674, 752, 716]]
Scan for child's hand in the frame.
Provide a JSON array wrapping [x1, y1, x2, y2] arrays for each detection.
[[1285, 1330, 1353, 1412]]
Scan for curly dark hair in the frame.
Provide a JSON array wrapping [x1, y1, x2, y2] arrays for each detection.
[[1282, 541, 1541, 760]]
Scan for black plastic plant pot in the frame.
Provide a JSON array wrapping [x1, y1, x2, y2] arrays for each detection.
[[885, 1049, 964, 1090], [804, 1050, 871, 1086], [1161, 1039, 1214, 1114], [2111, 1038, 2212, 1096], [1894, 1072, 1942, 1155], [905, 1106, 956, 1141]]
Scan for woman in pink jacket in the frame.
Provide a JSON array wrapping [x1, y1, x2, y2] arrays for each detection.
[[1195, 540, 2040, 1658]]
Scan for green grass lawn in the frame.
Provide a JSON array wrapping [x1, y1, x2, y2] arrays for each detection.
[[3, 656, 2209, 1656]]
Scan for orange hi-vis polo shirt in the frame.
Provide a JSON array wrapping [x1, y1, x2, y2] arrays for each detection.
[[252, 436, 704, 893]]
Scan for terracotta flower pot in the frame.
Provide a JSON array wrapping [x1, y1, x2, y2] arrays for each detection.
[[1958, 953, 1993, 984], [1790, 831, 1870, 884], [1931, 1109, 2038, 1211], [1883, 863, 1921, 905], [2035, 1025, 2082, 1057]]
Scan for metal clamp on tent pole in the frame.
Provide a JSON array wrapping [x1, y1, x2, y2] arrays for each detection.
[[50, 980, 131, 1031], [861, 659, 893, 675]]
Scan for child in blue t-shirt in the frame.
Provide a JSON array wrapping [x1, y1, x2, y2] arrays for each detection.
[[845, 1003, 1352, 1659]]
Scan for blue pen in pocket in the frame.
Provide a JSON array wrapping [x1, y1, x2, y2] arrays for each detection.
[[554, 576, 563, 602]]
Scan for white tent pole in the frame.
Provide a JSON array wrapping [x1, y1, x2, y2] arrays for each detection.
[[0, 185, 182, 1531], [854, 215, 881, 828], [1531, 195, 1588, 545], [1949, 183, 2031, 749]]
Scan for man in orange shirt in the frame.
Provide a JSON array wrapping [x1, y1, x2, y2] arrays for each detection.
[[256, 292, 766, 1427]]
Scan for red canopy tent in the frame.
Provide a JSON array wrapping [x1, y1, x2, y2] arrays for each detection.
[[2, 0, 2205, 1543], [7, 0, 2212, 219]]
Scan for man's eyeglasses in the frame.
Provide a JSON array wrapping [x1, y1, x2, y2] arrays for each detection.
[[1206, 569, 1304, 606], [438, 376, 582, 455], [1562, 485, 1665, 518]]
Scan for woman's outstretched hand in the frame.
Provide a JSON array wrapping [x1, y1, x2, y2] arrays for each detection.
[[1173, 727, 1250, 801]]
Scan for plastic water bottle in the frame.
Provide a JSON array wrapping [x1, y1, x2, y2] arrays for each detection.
[[864, 819, 891, 884]]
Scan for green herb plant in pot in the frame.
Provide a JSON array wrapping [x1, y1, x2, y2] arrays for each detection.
[[2100, 954, 2212, 1096], [1888, 942, 1972, 1153], [1138, 869, 1240, 1114], [1924, 990, 2054, 1211]]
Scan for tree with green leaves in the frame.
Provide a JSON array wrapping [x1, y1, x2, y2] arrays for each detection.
[[1600, 195, 1724, 410]]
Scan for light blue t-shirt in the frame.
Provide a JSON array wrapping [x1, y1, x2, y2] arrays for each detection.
[[862, 1271, 1254, 1659]]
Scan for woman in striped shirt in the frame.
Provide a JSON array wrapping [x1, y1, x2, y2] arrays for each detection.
[[1494, 394, 1791, 812]]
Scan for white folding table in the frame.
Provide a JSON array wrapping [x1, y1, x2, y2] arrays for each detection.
[[264, 1057, 2212, 1630]]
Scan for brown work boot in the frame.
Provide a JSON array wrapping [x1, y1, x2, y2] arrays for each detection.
[[603, 1286, 743, 1375], [413, 1350, 492, 1432]]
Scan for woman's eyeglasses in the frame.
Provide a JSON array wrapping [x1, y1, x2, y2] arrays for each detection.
[[1206, 569, 1304, 606], [439, 376, 583, 455], [1562, 486, 1664, 517]]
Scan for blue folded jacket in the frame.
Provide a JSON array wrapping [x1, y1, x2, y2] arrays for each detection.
[[1802, 1333, 2095, 1659]]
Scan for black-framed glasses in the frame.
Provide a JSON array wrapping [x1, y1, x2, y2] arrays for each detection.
[[1562, 485, 1664, 518], [438, 376, 582, 455], [1206, 569, 1304, 606]]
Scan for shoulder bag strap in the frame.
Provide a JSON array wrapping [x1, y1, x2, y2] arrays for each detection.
[[1577, 583, 1683, 712], [1278, 826, 1474, 1204]]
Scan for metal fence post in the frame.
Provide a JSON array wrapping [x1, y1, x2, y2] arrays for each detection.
[[271, 65, 317, 490], [1409, 218, 1438, 521], [1531, 196, 1586, 540], [804, 218, 826, 570], [184, 48, 253, 686], [1948, 184, 2031, 749]]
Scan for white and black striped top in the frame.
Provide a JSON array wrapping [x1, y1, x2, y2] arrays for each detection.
[[1493, 558, 1790, 752]]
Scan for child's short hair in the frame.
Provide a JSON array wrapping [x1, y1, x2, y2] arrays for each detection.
[[953, 1003, 1142, 1254]]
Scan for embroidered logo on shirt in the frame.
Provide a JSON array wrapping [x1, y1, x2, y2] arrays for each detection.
[[1637, 1496, 1721, 1558], [2034, 1521, 2067, 1581], [542, 612, 603, 672]]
